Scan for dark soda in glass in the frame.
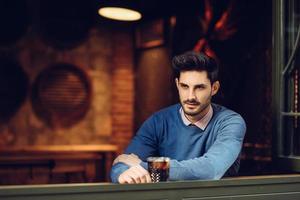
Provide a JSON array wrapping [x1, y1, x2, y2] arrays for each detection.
[[147, 157, 170, 182]]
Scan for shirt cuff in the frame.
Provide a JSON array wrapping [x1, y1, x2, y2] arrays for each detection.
[[110, 163, 129, 183], [140, 161, 148, 170]]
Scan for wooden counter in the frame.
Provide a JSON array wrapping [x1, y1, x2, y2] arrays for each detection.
[[0, 145, 118, 184], [0, 175, 300, 200], [0, 145, 118, 153]]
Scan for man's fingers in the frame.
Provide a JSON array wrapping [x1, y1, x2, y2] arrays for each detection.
[[119, 174, 134, 184], [118, 167, 138, 184], [130, 165, 151, 183], [127, 166, 143, 183], [118, 174, 126, 184], [118, 165, 151, 184], [134, 165, 150, 183], [139, 173, 147, 183], [131, 174, 141, 183], [145, 173, 152, 183], [141, 168, 152, 183]]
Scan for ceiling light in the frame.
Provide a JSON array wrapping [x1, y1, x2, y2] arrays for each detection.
[[98, 7, 142, 21]]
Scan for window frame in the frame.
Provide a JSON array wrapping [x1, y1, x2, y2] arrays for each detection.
[[273, 0, 300, 171]]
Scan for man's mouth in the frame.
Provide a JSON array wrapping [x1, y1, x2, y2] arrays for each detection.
[[185, 102, 200, 108], [184, 101, 200, 105]]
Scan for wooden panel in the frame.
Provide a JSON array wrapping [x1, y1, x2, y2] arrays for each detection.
[[0, 145, 118, 152]]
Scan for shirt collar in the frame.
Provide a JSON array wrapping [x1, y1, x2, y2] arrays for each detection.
[[179, 105, 213, 130]]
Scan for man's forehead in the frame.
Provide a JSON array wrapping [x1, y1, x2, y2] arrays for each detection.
[[178, 70, 210, 83], [179, 70, 208, 76]]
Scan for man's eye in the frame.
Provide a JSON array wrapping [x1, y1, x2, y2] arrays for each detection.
[[196, 86, 205, 90], [181, 85, 188, 89]]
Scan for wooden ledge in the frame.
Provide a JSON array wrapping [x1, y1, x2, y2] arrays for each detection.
[[0, 145, 118, 153]]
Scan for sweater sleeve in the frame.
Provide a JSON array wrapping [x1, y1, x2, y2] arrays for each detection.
[[124, 115, 159, 159], [110, 115, 159, 183], [169, 114, 246, 180], [110, 163, 129, 183]]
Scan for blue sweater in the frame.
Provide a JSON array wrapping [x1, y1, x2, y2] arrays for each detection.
[[110, 103, 246, 183]]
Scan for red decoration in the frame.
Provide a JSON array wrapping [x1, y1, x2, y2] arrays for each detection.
[[193, 0, 238, 60]]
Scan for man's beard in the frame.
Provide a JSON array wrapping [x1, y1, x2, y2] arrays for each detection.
[[181, 99, 210, 117]]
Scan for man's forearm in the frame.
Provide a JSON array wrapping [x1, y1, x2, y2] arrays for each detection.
[[110, 154, 149, 183], [169, 138, 243, 180], [169, 158, 218, 180]]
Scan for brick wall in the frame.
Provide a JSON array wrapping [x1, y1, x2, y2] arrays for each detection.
[[0, 26, 134, 149], [111, 29, 135, 153]]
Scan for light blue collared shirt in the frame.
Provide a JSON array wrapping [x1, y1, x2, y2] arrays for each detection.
[[179, 105, 213, 130]]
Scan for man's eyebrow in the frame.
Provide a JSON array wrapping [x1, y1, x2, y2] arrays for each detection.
[[179, 82, 188, 85], [178, 82, 207, 88], [194, 84, 207, 87]]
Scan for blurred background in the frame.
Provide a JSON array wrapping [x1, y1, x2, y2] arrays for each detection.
[[0, 0, 299, 185]]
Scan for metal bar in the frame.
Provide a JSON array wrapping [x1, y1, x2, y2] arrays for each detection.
[[282, 112, 300, 116], [282, 25, 300, 76], [272, 0, 285, 157]]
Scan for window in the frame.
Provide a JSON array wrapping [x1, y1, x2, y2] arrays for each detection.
[[273, 0, 300, 171]]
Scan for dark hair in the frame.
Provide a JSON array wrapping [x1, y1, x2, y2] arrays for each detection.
[[172, 51, 219, 83]]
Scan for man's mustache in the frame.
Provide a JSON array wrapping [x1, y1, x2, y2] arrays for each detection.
[[183, 100, 200, 105]]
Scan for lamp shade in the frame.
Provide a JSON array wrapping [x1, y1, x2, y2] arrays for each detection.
[[98, 0, 142, 21], [98, 7, 141, 21]]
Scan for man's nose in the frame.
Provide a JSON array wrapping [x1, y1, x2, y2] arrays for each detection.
[[188, 89, 196, 100]]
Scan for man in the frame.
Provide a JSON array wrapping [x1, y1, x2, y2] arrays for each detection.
[[110, 51, 246, 184]]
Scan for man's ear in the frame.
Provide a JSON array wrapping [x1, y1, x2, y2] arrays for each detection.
[[175, 78, 179, 90], [211, 81, 220, 96]]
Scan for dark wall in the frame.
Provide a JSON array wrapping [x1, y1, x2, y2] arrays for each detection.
[[135, 0, 273, 175], [135, 47, 173, 130]]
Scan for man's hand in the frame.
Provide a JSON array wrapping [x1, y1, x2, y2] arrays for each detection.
[[113, 154, 151, 184], [113, 153, 142, 167], [118, 165, 152, 184]]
